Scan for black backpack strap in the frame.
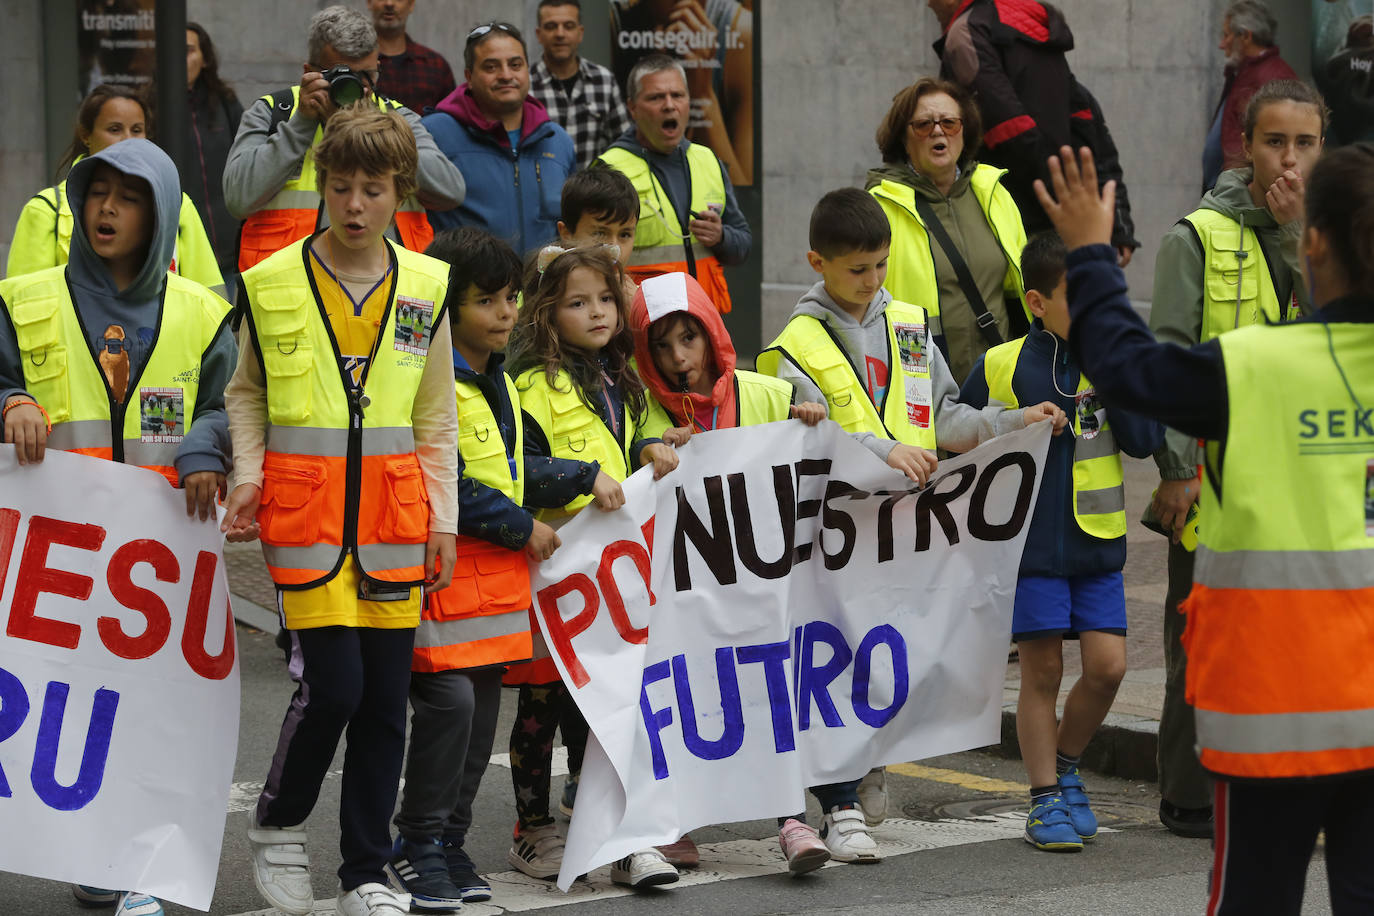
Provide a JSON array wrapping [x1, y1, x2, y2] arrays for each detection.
[[910, 194, 1004, 348], [264, 89, 296, 137]]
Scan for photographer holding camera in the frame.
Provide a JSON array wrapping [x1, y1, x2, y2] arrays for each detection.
[[224, 5, 464, 272]]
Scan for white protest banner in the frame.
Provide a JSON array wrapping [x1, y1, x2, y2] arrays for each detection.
[[0, 448, 238, 910], [531, 420, 1051, 888]]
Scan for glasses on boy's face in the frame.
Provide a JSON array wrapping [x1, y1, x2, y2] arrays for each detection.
[[909, 117, 964, 138]]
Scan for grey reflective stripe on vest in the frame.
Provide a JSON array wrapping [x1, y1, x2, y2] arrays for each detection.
[[1074, 428, 1118, 462], [414, 609, 530, 649], [123, 440, 181, 469], [265, 425, 417, 457], [1195, 546, 1374, 590], [262, 188, 322, 211], [47, 420, 111, 450], [356, 541, 426, 570], [262, 542, 343, 574], [627, 241, 711, 267], [1076, 485, 1125, 516], [1196, 706, 1374, 754]]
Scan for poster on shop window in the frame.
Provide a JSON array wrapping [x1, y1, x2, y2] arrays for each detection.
[[77, 0, 158, 96], [611, 0, 757, 185]]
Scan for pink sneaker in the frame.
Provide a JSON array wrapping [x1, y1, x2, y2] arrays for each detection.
[[779, 818, 830, 875]]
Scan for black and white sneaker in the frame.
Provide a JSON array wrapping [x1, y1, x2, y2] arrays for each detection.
[[506, 822, 565, 881], [609, 849, 679, 889], [385, 836, 464, 912]]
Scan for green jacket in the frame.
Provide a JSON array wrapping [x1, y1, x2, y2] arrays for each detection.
[[1148, 167, 1307, 478]]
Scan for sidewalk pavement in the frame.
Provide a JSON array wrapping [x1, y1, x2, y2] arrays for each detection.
[[222, 454, 1173, 783]]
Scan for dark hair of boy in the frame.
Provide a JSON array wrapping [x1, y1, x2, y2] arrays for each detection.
[[809, 187, 892, 259], [561, 163, 639, 230], [425, 227, 523, 305], [1021, 232, 1068, 298], [538, 0, 581, 11]]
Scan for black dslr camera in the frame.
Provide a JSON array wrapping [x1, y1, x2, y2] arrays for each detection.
[[321, 66, 367, 106]]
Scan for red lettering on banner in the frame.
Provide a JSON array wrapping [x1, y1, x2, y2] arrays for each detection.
[[8, 516, 106, 649], [0, 509, 20, 600], [182, 551, 235, 680], [537, 574, 600, 688], [597, 540, 652, 646], [100, 539, 177, 660]]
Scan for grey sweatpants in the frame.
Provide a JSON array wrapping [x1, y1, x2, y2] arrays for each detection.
[[394, 666, 504, 841]]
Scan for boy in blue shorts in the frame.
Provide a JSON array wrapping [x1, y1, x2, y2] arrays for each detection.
[[958, 233, 1162, 851]]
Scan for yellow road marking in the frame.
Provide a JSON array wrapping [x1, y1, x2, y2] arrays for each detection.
[[889, 762, 1027, 795]]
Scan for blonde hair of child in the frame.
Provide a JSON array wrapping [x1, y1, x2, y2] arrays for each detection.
[[313, 103, 418, 201]]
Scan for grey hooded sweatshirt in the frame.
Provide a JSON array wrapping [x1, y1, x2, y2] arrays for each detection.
[[1148, 167, 1307, 478], [772, 280, 1026, 462], [0, 139, 236, 481]]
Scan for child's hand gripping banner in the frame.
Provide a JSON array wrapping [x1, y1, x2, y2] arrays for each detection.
[[530, 420, 1052, 888], [0, 448, 238, 910]]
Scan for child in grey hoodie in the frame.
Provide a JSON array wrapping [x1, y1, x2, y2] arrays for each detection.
[[0, 138, 235, 519]]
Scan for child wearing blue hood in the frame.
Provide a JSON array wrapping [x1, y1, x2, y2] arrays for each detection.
[[0, 141, 236, 914]]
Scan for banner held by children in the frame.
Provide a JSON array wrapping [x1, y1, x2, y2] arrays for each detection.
[[532, 420, 1052, 887], [0, 447, 238, 910]]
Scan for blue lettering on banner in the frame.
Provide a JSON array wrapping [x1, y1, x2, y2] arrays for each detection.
[[638, 623, 910, 780], [0, 666, 119, 810]]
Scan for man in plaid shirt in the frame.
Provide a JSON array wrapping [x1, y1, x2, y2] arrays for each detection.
[[369, 0, 457, 114], [528, 0, 633, 169]]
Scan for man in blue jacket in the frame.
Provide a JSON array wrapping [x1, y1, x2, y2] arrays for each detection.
[[422, 22, 576, 257]]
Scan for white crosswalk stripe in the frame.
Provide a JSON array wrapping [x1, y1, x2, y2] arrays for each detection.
[[226, 814, 1112, 914]]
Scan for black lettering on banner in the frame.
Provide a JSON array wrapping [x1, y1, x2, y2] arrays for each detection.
[[728, 466, 795, 580], [967, 452, 1037, 540], [874, 488, 918, 562], [820, 481, 859, 570], [914, 465, 976, 550], [792, 458, 831, 564], [672, 477, 737, 592]]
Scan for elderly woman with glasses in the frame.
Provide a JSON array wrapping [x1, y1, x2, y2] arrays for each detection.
[[865, 77, 1031, 384]]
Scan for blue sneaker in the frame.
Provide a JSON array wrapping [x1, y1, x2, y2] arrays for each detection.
[[385, 836, 464, 912], [443, 836, 493, 902], [1024, 795, 1083, 852], [73, 885, 119, 908], [1058, 767, 1099, 839], [559, 774, 578, 817], [114, 892, 164, 916]]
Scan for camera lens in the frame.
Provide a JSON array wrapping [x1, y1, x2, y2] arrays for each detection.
[[323, 67, 365, 107]]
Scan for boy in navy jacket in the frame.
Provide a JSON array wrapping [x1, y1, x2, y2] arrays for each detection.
[[959, 233, 1162, 853]]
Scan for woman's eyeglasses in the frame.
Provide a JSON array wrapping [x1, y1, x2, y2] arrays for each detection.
[[909, 117, 964, 137]]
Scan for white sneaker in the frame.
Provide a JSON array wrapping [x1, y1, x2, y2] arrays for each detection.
[[819, 807, 882, 863], [609, 849, 679, 888], [507, 821, 565, 880], [336, 882, 411, 915], [857, 766, 888, 826], [248, 823, 314, 915]]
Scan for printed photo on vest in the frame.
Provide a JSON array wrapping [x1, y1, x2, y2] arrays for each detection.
[[140, 387, 184, 443], [894, 322, 929, 374], [1365, 458, 1374, 537], [1075, 388, 1103, 440], [904, 375, 931, 428], [394, 295, 434, 356]]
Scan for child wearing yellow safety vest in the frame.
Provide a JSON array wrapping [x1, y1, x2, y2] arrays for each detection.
[[627, 269, 828, 873], [959, 232, 1162, 853], [757, 187, 1065, 866], [388, 228, 586, 908], [221, 105, 458, 916], [502, 244, 681, 890], [0, 134, 234, 916], [7, 84, 226, 298]]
